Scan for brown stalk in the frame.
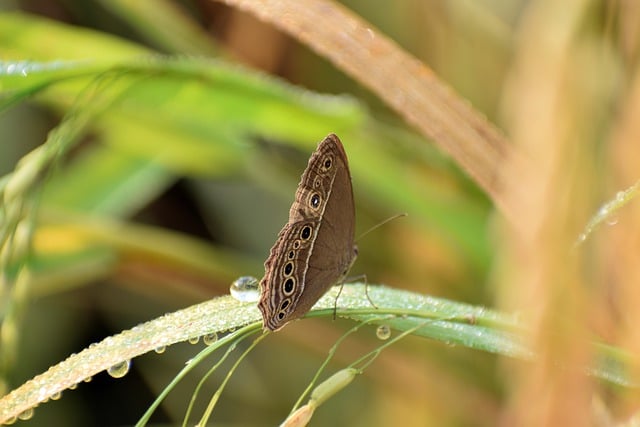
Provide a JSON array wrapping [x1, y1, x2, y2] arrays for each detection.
[[496, 1, 604, 425], [212, 0, 519, 222]]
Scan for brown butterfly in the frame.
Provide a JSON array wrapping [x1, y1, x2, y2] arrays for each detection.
[[258, 134, 357, 331]]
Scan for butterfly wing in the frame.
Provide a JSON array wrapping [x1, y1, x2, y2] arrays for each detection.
[[258, 134, 356, 331]]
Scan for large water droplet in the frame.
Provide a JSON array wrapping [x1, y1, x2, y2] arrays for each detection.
[[376, 325, 391, 340], [230, 276, 260, 302], [203, 332, 218, 346], [107, 360, 131, 378]]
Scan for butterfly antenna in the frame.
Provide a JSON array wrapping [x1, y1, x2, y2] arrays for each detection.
[[355, 213, 408, 242]]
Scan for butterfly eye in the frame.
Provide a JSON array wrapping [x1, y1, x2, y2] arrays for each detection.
[[283, 277, 295, 294], [300, 225, 312, 240], [310, 193, 321, 209], [283, 262, 293, 276]]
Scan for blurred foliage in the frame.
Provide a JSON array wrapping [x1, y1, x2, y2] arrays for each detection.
[[1, 1, 638, 426]]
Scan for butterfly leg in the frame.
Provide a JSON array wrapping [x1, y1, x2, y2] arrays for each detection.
[[358, 274, 378, 309], [363, 276, 378, 309], [342, 274, 378, 310], [332, 282, 344, 320]]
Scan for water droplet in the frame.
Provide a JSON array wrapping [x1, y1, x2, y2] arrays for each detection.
[[154, 345, 166, 354], [84, 376, 93, 383], [376, 325, 391, 340], [107, 360, 131, 378], [203, 332, 218, 346], [576, 233, 587, 243], [230, 276, 260, 302], [606, 216, 619, 226], [51, 391, 62, 400], [69, 383, 78, 390], [188, 336, 200, 345], [18, 408, 34, 420], [5, 415, 16, 424]]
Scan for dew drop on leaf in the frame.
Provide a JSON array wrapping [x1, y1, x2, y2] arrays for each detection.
[[204, 332, 218, 346], [18, 408, 34, 420], [107, 360, 131, 378], [376, 325, 391, 340], [230, 276, 260, 302]]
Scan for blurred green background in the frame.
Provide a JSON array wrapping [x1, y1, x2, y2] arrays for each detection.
[[0, 1, 518, 425]]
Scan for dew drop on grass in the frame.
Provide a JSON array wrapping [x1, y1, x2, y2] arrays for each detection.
[[18, 408, 34, 420], [230, 276, 260, 302], [203, 332, 218, 346], [51, 391, 62, 401], [376, 325, 391, 340], [107, 360, 131, 378], [154, 345, 166, 354], [188, 336, 200, 345]]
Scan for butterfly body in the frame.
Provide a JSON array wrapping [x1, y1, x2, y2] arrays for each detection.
[[258, 134, 356, 331]]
